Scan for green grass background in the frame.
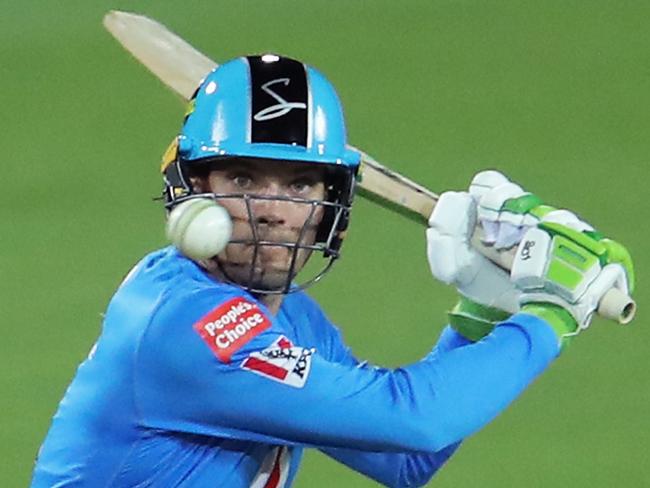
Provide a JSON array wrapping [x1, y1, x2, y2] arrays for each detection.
[[2, 1, 648, 486]]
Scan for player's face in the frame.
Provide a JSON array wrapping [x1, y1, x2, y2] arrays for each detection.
[[207, 159, 327, 291]]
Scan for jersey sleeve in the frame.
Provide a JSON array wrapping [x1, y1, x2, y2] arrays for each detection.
[[322, 443, 461, 488], [317, 325, 465, 486], [135, 287, 560, 454]]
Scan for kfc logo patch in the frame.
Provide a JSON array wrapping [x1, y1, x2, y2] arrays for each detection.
[[241, 336, 314, 388], [193, 297, 271, 363]]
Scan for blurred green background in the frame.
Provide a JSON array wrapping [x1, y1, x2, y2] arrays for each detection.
[[2, 1, 648, 486]]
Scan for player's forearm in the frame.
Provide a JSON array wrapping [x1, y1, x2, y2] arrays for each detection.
[[322, 442, 461, 488], [401, 313, 558, 450], [424, 325, 473, 357]]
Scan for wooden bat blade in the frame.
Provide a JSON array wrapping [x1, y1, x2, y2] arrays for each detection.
[[102, 10, 635, 324], [354, 149, 438, 224], [104, 10, 217, 99]]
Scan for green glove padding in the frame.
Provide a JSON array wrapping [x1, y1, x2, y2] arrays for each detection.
[[449, 296, 511, 341], [521, 303, 578, 350]]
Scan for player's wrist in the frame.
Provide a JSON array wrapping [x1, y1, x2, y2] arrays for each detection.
[[521, 303, 578, 349], [449, 295, 511, 342]]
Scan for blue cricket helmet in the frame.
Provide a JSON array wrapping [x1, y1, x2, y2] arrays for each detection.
[[161, 54, 360, 293], [179, 54, 360, 166], [162, 54, 360, 200]]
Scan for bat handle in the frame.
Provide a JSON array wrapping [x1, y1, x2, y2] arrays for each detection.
[[469, 230, 636, 325], [598, 287, 636, 325]]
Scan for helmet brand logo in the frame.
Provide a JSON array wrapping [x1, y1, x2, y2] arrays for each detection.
[[253, 78, 307, 121]]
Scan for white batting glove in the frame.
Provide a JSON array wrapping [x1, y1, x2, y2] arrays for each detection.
[[427, 188, 520, 313], [427, 170, 534, 340]]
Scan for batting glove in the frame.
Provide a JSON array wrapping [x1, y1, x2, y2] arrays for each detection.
[[512, 211, 635, 347], [427, 170, 545, 340]]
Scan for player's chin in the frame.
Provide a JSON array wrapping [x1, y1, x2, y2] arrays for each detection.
[[216, 242, 311, 290], [219, 262, 297, 291]]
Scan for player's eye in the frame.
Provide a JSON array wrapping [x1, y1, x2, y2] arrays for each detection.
[[231, 173, 253, 190], [290, 177, 317, 195]]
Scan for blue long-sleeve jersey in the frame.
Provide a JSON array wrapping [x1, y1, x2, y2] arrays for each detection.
[[32, 247, 560, 487]]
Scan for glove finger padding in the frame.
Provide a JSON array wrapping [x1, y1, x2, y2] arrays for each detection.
[[540, 208, 594, 233], [468, 170, 539, 249], [468, 170, 510, 201], [477, 181, 546, 249], [427, 191, 480, 285]]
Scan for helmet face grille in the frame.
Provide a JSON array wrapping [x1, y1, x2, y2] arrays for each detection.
[[167, 193, 348, 295], [248, 56, 308, 146]]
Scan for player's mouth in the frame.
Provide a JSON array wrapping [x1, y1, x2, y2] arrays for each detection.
[[222, 242, 299, 271]]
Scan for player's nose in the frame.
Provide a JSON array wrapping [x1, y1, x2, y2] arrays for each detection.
[[255, 209, 286, 227], [250, 182, 288, 227]]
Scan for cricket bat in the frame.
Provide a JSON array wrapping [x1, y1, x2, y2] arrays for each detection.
[[102, 10, 635, 324]]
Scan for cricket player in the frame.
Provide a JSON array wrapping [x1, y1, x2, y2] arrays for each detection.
[[31, 55, 634, 487]]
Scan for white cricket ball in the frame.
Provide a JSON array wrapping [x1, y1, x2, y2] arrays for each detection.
[[166, 198, 232, 261]]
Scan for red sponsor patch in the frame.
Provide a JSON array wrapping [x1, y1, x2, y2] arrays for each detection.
[[193, 297, 271, 363]]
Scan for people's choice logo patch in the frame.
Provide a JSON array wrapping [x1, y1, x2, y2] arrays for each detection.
[[241, 336, 314, 388], [193, 297, 271, 363]]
